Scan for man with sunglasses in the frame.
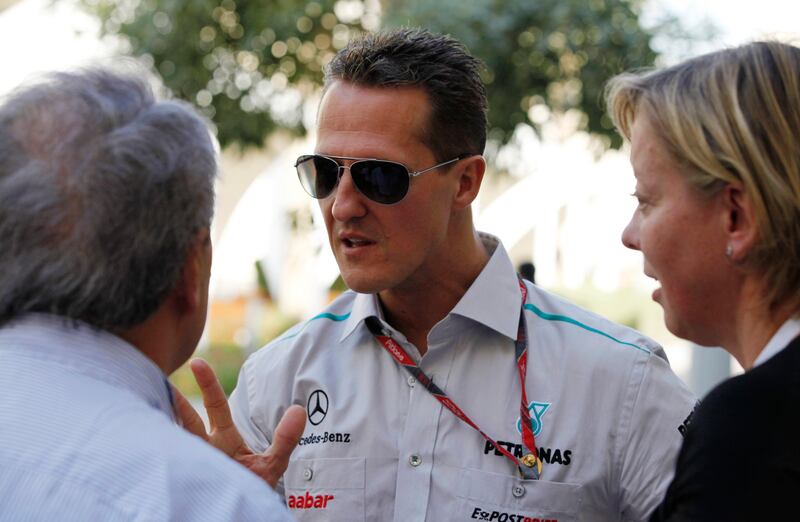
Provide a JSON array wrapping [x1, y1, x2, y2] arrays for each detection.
[[193, 29, 696, 521]]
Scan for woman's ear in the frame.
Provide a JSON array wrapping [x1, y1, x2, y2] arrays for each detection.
[[721, 182, 759, 262], [452, 155, 486, 209]]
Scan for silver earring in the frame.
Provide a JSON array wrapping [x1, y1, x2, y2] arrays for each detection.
[[725, 244, 733, 258]]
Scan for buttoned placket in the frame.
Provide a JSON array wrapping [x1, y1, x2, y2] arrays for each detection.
[[391, 319, 460, 521]]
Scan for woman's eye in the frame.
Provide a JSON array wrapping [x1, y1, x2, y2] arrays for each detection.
[[631, 192, 649, 210]]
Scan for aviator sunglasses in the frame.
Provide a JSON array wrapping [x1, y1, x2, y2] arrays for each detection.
[[295, 153, 472, 205]]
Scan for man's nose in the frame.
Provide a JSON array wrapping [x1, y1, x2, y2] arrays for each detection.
[[330, 167, 368, 222]]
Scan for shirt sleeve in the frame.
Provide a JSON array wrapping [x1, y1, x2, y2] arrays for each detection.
[[230, 357, 273, 453], [175, 478, 294, 522], [218, 485, 295, 522], [166, 432, 294, 521], [230, 350, 301, 499], [616, 351, 697, 521]]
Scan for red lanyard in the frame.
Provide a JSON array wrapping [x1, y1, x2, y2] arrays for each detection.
[[365, 279, 541, 480]]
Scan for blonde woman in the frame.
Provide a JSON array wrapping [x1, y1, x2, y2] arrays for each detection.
[[607, 41, 800, 521]]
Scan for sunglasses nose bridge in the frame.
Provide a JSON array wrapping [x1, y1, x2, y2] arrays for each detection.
[[327, 161, 362, 199], [326, 158, 353, 178], [333, 163, 354, 189], [317, 159, 348, 194]]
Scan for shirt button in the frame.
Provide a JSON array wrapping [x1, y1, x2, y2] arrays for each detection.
[[512, 484, 525, 498], [407, 376, 416, 387], [409, 454, 422, 467], [303, 468, 313, 481]]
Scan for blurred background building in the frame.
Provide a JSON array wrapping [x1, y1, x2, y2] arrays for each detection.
[[2, 0, 797, 398]]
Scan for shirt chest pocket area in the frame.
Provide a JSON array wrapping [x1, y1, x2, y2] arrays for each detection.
[[284, 457, 365, 521], [451, 466, 584, 522]]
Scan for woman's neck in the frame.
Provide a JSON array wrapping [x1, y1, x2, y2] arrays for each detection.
[[725, 280, 795, 370]]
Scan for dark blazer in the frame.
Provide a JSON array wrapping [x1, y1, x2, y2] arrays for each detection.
[[650, 334, 800, 521]]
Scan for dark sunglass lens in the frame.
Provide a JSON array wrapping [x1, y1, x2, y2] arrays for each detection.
[[352, 161, 409, 204], [297, 156, 340, 199]]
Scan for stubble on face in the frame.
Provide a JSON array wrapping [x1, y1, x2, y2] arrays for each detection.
[[315, 81, 456, 296]]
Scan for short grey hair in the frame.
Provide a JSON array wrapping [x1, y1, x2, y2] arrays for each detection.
[[0, 68, 217, 330]]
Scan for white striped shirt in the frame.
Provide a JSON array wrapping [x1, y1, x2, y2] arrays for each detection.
[[0, 314, 292, 521]]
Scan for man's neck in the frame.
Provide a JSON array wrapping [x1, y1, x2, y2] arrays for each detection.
[[378, 232, 490, 355], [118, 301, 188, 375]]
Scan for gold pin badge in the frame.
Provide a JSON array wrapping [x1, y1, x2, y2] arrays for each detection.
[[520, 453, 543, 475]]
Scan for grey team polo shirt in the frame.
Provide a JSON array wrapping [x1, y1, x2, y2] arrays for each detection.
[[230, 233, 696, 522]]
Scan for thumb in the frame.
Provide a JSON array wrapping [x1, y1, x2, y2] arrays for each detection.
[[172, 384, 209, 441], [266, 405, 306, 475]]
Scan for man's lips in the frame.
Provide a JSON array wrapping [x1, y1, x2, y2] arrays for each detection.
[[338, 233, 376, 248]]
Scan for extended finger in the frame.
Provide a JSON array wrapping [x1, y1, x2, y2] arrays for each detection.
[[172, 384, 209, 441], [265, 405, 306, 483], [189, 358, 235, 431]]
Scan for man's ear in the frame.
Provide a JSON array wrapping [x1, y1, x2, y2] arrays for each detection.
[[173, 230, 210, 315], [721, 182, 759, 262], [452, 155, 486, 209]]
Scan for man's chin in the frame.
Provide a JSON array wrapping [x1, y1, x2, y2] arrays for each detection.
[[341, 280, 377, 295], [338, 272, 388, 295]]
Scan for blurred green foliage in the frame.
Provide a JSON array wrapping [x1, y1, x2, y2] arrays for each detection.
[[81, 0, 366, 148], [79, 0, 668, 150], [254, 260, 271, 300], [383, 0, 658, 148], [170, 342, 245, 396]]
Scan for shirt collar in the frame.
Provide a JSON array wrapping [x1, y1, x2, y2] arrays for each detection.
[[450, 233, 522, 340], [0, 313, 175, 419], [752, 316, 800, 368], [340, 292, 382, 342], [339, 232, 522, 342]]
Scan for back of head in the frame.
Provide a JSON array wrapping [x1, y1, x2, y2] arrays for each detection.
[[324, 28, 488, 161], [0, 68, 217, 330], [606, 41, 800, 313]]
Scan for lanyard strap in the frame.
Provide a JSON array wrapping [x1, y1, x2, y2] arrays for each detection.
[[365, 279, 541, 480]]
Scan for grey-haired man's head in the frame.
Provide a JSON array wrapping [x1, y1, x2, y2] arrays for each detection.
[[0, 68, 217, 331]]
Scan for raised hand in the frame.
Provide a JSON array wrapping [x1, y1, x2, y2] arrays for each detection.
[[173, 358, 306, 489]]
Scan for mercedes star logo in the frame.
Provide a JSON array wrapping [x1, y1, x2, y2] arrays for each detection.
[[307, 389, 329, 426]]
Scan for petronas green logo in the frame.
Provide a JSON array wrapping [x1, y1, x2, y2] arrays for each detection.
[[516, 401, 550, 436]]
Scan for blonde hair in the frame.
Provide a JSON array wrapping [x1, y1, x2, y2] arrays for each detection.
[[606, 41, 800, 313]]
